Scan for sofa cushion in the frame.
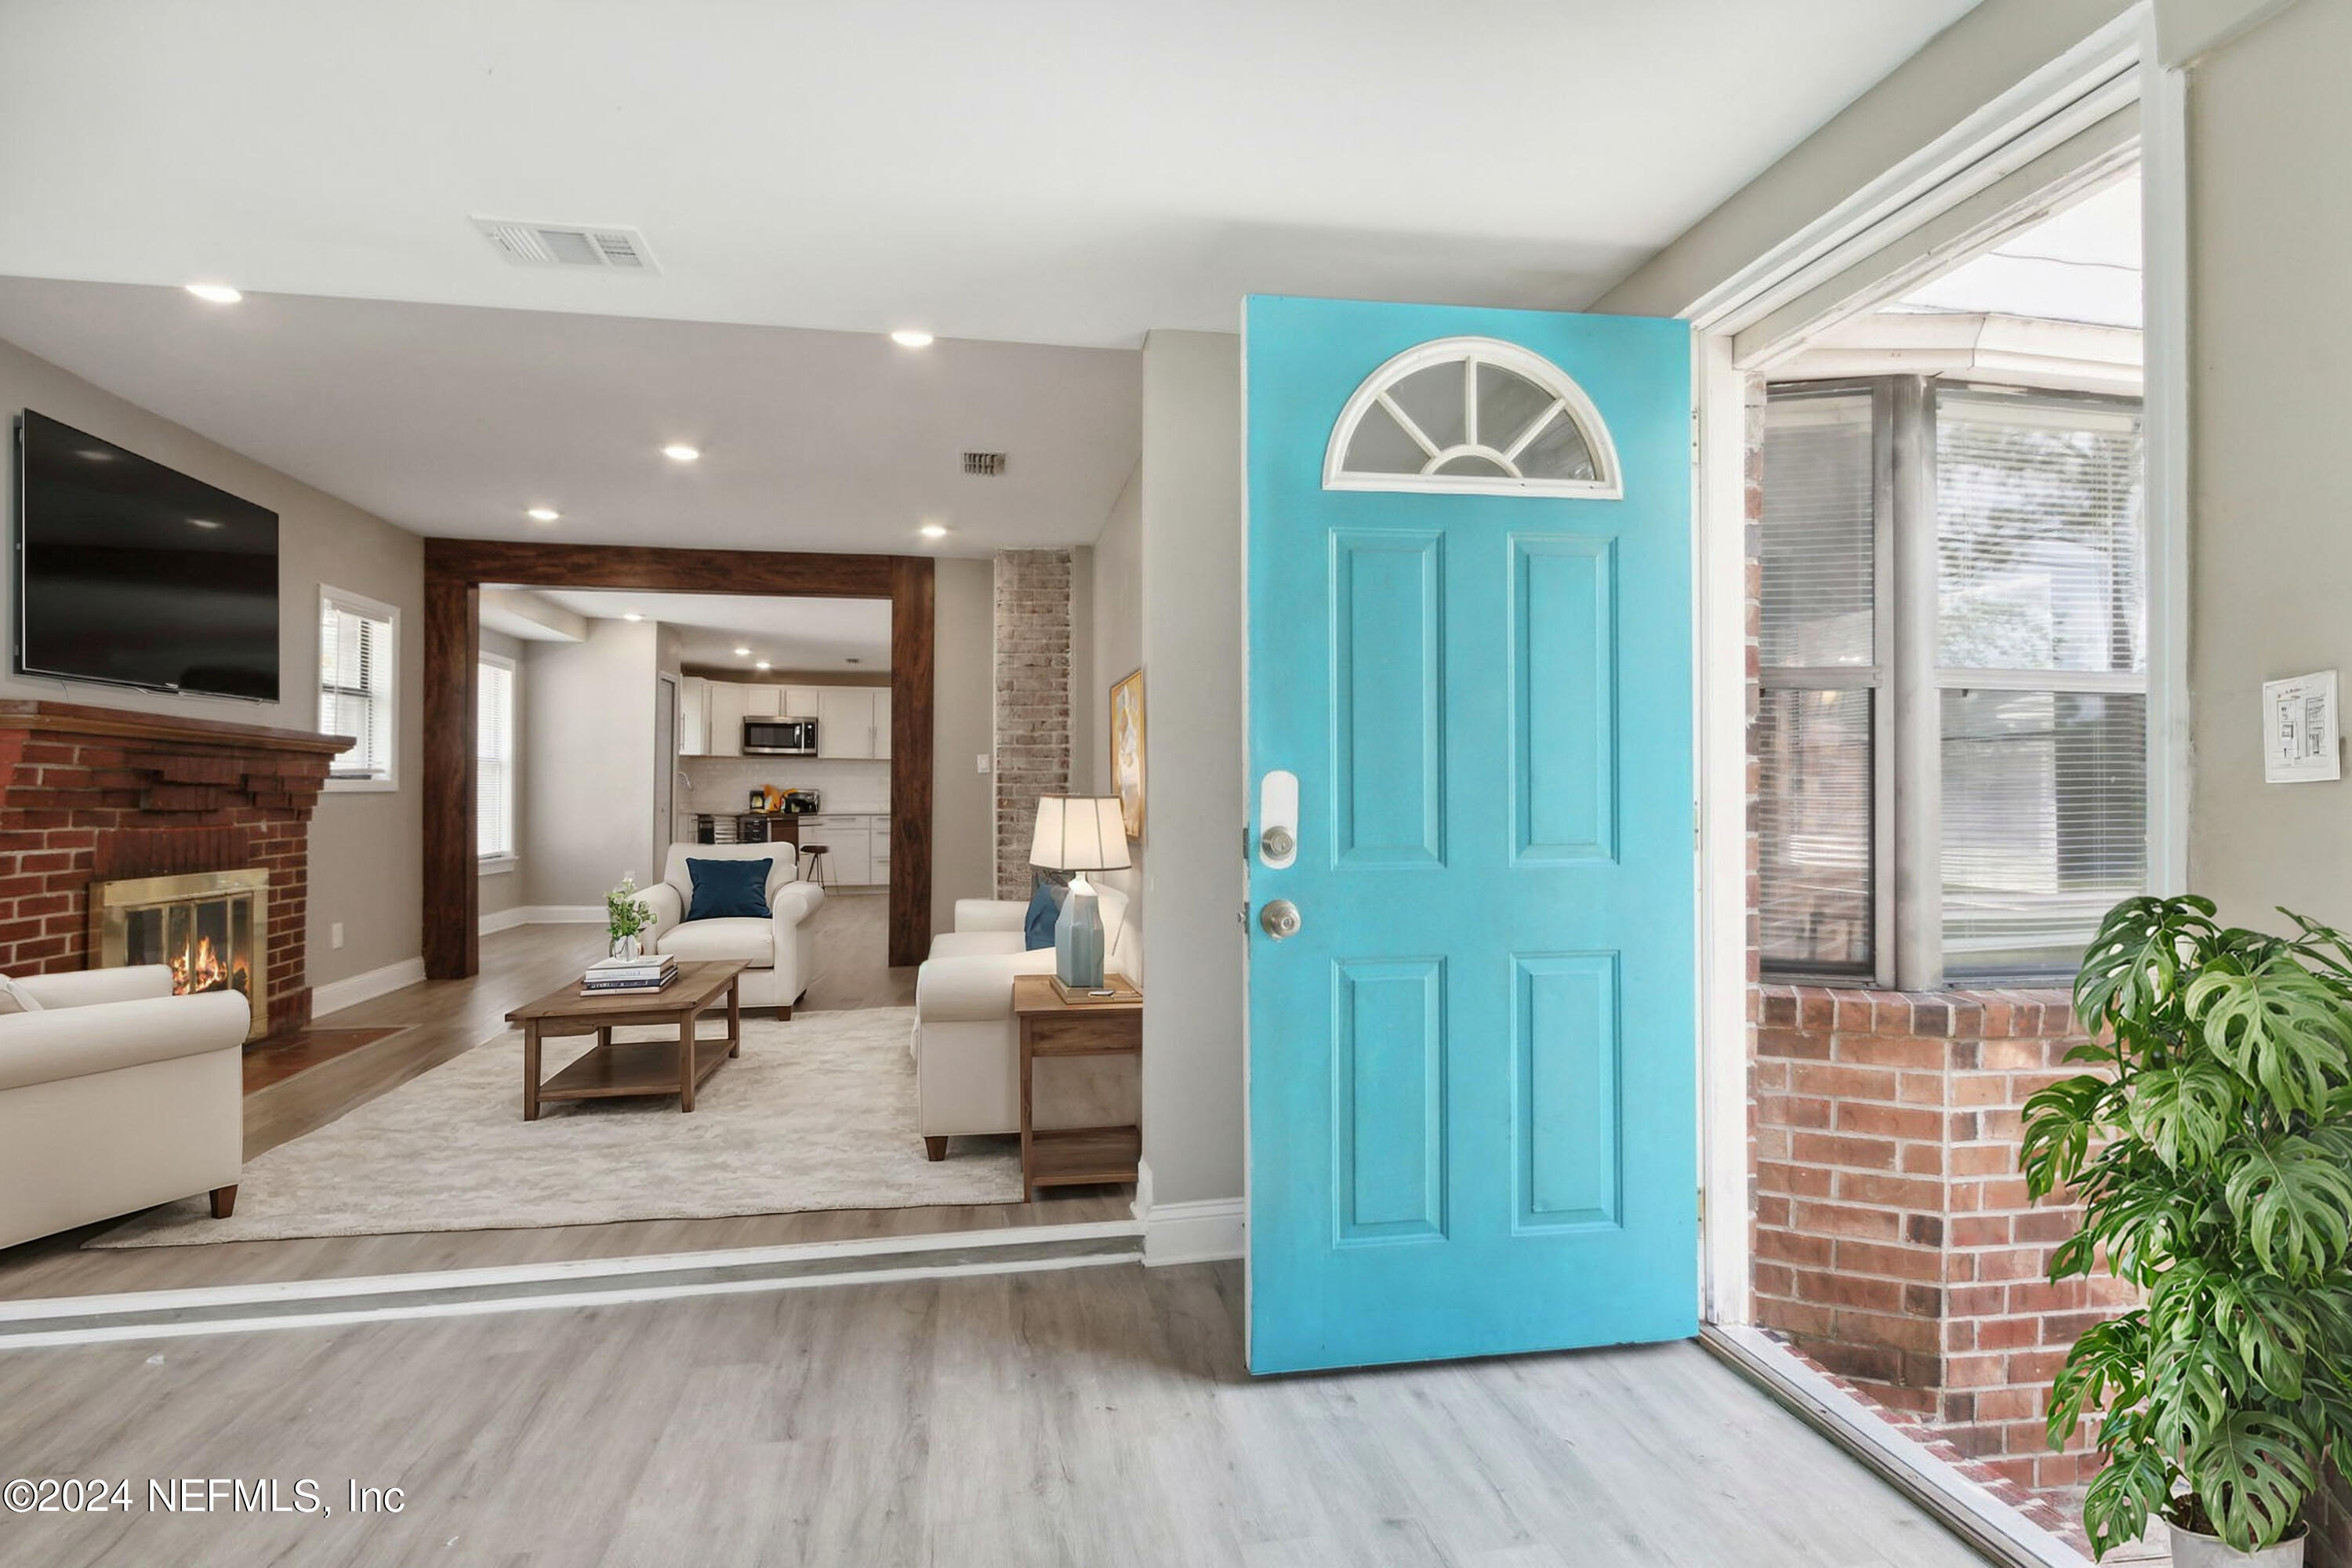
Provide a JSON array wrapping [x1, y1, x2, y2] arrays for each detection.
[[0, 977, 45, 1016], [657, 917, 774, 967], [928, 930, 1027, 961], [687, 857, 775, 920], [1023, 881, 1062, 950]]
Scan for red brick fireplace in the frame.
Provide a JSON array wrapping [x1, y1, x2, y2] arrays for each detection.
[[0, 700, 348, 1037]]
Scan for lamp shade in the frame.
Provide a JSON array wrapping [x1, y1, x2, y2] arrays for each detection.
[[1029, 796, 1132, 873]]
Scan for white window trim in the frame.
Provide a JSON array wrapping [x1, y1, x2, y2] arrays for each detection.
[[1321, 336, 1624, 499], [477, 650, 517, 869], [319, 585, 401, 794]]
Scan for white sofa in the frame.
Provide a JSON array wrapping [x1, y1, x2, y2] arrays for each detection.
[[640, 842, 826, 1015], [0, 965, 249, 1250], [912, 885, 1140, 1160]]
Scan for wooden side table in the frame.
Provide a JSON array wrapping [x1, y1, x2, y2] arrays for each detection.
[[1011, 973, 1142, 1203]]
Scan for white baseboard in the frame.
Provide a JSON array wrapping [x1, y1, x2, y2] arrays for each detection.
[[1133, 1161, 1245, 1266], [478, 906, 528, 935], [310, 956, 427, 1019]]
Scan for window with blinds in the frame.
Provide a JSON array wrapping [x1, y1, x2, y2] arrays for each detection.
[[1757, 388, 1879, 975], [318, 588, 397, 787], [1756, 378, 2147, 985], [477, 656, 516, 862], [1936, 387, 2146, 976]]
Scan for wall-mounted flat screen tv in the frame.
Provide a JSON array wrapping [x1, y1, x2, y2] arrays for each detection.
[[15, 410, 280, 701]]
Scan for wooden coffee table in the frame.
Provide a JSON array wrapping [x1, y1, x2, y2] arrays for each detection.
[[506, 960, 746, 1120]]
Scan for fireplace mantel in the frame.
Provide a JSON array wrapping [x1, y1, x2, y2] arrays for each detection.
[[0, 699, 353, 1036]]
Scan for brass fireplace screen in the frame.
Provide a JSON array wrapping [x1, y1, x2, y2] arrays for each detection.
[[89, 867, 268, 1041]]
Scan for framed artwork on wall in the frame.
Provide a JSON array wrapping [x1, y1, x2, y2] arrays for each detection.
[[1110, 669, 1145, 840]]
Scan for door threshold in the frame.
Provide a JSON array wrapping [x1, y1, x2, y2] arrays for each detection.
[[1700, 1324, 2092, 1568], [0, 1219, 1145, 1349]]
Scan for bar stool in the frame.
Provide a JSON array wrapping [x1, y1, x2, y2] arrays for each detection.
[[797, 844, 833, 888]]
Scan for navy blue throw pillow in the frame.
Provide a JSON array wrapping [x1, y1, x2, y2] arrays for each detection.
[[687, 858, 772, 921], [1024, 880, 1064, 950]]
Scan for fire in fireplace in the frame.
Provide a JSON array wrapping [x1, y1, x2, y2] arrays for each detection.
[[89, 868, 270, 1042]]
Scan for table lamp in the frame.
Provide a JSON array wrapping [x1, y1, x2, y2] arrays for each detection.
[[1029, 796, 1133, 989]]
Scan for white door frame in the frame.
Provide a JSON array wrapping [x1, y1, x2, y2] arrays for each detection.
[[1686, 3, 2188, 1327]]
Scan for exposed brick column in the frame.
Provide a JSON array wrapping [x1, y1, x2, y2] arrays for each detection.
[[993, 549, 1073, 898], [1753, 983, 2138, 1499]]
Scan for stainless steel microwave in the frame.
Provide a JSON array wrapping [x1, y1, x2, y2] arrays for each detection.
[[742, 717, 818, 755]]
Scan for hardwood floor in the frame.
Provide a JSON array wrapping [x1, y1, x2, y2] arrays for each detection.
[[0, 902, 1120, 1304], [0, 1261, 1987, 1568]]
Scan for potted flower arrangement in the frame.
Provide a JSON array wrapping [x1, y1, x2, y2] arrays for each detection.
[[606, 873, 652, 960], [2024, 895, 2352, 1564]]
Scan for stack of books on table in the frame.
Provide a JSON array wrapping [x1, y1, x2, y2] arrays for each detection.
[[580, 954, 677, 996]]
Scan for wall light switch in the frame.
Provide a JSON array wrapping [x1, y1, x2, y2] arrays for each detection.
[[977, 753, 991, 774], [330, 922, 346, 949]]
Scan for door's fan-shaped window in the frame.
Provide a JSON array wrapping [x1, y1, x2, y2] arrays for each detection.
[[1324, 338, 1621, 498]]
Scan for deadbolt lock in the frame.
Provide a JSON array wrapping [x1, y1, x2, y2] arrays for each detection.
[[1259, 825, 1296, 862], [1259, 899, 1301, 940]]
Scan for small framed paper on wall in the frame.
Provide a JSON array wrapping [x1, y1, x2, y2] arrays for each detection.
[[2263, 670, 2341, 783], [1110, 669, 1145, 840]]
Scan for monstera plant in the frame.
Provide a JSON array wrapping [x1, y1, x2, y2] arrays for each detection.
[[2023, 896, 2352, 1562]]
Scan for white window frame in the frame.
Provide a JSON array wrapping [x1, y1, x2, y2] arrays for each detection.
[[477, 651, 517, 873], [1682, 6, 2183, 1332], [318, 585, 400, 793], [1322, 336, 1624, 499]]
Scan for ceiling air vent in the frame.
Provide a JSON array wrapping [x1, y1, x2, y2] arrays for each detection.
[[471, 216, 660, 274], [961, 452, 1008, 477]]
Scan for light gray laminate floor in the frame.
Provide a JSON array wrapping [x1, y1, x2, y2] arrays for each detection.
[[0, 1261, 1986, 1568]]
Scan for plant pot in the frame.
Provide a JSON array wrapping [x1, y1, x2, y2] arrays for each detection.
[[2169, 1524, 2306, 1568]]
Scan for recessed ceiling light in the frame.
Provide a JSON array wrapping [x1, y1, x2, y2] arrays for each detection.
[[526, 506, 561, 522], [889, 329, 935, 349], [622, 613, 644, 622], [662, 444, 701, 463], [919, 523, 949, 539], [734, 646, 751, 658], [754, 661, 771, 672], [184, 282, 243, 304], [189, 517, 223, 530]]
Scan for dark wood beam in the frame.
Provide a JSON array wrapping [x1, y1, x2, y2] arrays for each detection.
[[889, 556, 935, 968], [423, 575, 479, 978], [426, 539, 894, 597]]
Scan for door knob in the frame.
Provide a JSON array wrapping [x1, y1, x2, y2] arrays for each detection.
[[1259, 899, 1301, 940]]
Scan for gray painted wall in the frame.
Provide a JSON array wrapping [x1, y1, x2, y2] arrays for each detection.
[[520, 618, 659, 909], [2183, 0, 2349, 931], [0, 334, 423, 989], [1138, 330, 1244, 1206]]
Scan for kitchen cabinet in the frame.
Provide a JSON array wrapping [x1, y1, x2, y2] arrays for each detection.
[[797, 815, 869, 885], [742, 684, 783, 717], [677, 677, 710, 755], [704, 681, 749, 757], [782, 687, 822, 720], [816, 688, 880, 759], [872, 691, 892, 760]]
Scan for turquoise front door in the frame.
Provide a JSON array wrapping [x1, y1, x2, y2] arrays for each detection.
[[1244, 296, 1697, 1374]]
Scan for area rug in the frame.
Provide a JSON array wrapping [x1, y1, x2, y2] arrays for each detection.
[[93, 1007, 1022, 1247]]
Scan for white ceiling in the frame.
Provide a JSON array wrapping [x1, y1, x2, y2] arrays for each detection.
[[0, 279, 1138, 553], [528, 590, 892, 670], [0, 1, 1982, 348]]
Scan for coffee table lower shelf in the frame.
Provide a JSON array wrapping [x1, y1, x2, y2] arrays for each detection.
[[537, 1033, 737, 1109], [1024, 1124, 1142, 1196]]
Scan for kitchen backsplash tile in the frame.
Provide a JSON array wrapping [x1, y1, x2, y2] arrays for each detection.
[[680, 757, 892, 815]]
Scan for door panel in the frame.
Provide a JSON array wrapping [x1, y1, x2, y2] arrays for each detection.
[[1245, 296, 1695, 1374]]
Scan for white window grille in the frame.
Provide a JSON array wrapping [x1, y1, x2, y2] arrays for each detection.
[[477, 654, 516, 862], [1323, 336, 1622, 498]]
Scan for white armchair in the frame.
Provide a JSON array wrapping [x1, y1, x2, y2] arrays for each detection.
[[640, 843, 826, 1015], [0, 965, 249, 1250], [912, 885, 1140, 1159]]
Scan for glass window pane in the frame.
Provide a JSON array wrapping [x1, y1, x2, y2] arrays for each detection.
[[1511, 404, 1596, 481], [1475, 361, 1556, 453], [1757, 688, 1874, 974], [1342, 401, 1429, 475], [1383, 361, 1468, 452], [1761, 391, 1875, 668], [1942, 688, 2147, 977], [1936, 390, 2144, 674]]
